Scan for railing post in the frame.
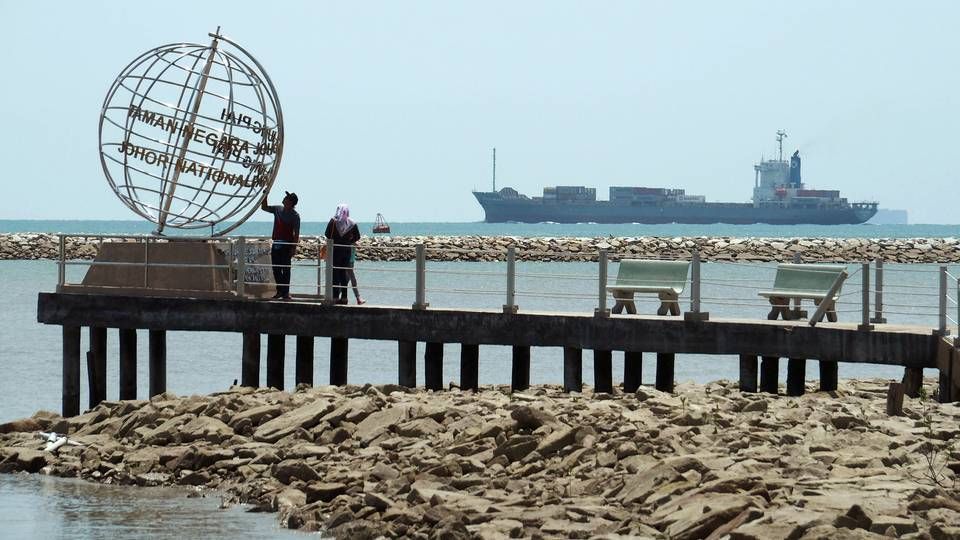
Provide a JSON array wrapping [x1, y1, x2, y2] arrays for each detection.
[[595, 249, 610, 317], [413, 244, 428, 310], [684, 249, 709, 321], [143, 236, 150, 288], [503, 246, 517, 314], [316, 240, 323, 296], [236, 236, 246, 298], [57, 234, 65, 289], [858, 262, 873, 331], [324, 238, 334, 305], [871, 259, 886, 324], [937, 265, 949, 336]]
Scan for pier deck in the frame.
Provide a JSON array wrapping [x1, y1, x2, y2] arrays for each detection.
[[38, 292, 959, 417]]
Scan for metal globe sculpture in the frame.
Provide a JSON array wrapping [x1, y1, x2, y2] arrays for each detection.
[[99, 29, 283, 235]]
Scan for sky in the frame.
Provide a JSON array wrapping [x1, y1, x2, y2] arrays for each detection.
[[1, 1, 957, 224]]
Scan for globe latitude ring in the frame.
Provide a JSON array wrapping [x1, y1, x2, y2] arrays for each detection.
[[98, 29, 284, 236]]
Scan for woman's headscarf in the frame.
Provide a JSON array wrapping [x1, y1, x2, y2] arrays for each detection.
[[334, 203, 355, 235]]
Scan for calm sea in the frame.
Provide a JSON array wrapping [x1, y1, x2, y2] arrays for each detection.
[[1, 220, 957, 538]]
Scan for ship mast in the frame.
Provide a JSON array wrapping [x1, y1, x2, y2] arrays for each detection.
[[492, 147, 496, 192], [776, 130, 787, 161]]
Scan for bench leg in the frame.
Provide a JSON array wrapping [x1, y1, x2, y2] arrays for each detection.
[[612, 301, 625, 315], [625, 301, 637, 315], [767, 297, 786, 320], [657, 291, 679, 316], [812, 298, 838, 323]]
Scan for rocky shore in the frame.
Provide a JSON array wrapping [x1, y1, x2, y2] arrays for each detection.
[[2, 379, 959, 538], [2, 233, 959, 263]]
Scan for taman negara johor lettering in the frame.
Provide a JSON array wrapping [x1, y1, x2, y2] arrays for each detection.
[[117, 141, 273, 188], [126, 105, 280, 160]]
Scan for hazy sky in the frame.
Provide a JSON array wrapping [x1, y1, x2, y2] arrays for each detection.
[[1, 1, 957, 223]]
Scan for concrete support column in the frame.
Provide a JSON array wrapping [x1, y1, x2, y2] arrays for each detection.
[[398, 341, 417, 388], [511, 345, 530, 392], [786, 358, 806, 396], [295, 336, 314, 387], [563, 347, 582, 393], [425, 342, 443, 391], [241, 332, 260, 387], [739, 354, 758, 393], [119, 328, 137, 400], [330, 337, 348, 386], [760, 356, 778, 394], [623, 351, 642, 393], [149, 330, 166, 397], [902, 367, 923, 398], [655, 353, 674, 393], [594, 350, 613, 394], [267, 334, 285, 390], [819, 360, 838, 392], [63, 326, 80, 417], [88, 327, 107, 408], [460, 344, 479, 391]]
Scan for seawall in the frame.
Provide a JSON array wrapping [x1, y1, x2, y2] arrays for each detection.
[[2, 233, 958, 263]]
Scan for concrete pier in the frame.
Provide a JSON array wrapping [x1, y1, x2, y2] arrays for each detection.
[[37, 292, 954, 416]]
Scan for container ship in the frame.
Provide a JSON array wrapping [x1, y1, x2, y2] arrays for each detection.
[[472, 133, 878, 225]]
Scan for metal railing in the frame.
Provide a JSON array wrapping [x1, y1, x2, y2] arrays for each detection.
[[53, 234, 960, 339]]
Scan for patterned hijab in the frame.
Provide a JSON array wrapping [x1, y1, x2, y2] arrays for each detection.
[[334, 203, 354, 235]]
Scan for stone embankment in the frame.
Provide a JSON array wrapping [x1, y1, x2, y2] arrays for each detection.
[[2, 233, 959, 263], [2, 380, 959, 538]]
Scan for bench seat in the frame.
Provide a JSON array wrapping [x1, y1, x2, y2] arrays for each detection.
[[608, 259, 690, 316], [760, 263, 847, 322]]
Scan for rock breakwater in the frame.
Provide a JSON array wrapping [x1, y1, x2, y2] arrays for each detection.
[[3, 233, 960, 263], [1, 380, 959, 538]]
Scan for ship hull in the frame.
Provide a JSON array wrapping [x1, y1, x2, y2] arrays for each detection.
[[473, 193, 877, 225]]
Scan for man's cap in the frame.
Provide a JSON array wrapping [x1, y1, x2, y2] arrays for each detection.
[[284, 191, 298, 205]]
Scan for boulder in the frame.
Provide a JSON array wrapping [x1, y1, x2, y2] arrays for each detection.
[[272, 460, 321, 484], [305, 481, 348, 503], [253, 399, 333, 443], [510, 406, 558, 430], [179, 416, 234, 443]]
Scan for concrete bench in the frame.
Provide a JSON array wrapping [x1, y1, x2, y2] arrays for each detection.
[[608, 259, 690, 316], [758, 263, 847, 322]]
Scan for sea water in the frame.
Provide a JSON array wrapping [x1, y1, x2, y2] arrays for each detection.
[[1, 220, 957, 538]]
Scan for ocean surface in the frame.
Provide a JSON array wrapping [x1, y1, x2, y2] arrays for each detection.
[[2, 220, 958, 538]]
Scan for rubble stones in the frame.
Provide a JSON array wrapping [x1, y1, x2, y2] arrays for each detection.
[[0, 379, 957, 537], [11, 233, 960, 263]]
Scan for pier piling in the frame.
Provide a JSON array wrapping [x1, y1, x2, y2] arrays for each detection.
[[512, 346, 530, 391], [398, 341, 416, 388], [241, 332, 260, 387], [902, 367, 923, 398], [787, 358, 806, 396], [738, 354, 758, 392], [330, 337, 348, 386], [88, 327, 107, 408], [563, 347, 582, 392], [819, 360, 838, 392], [425, 342, 443, 391], [623, 351, 642, 393], [119, 328, 137, 400], [760, 356, 779, 394], [594, 350, 613, 393], [460, 344, 479, 391], [295, 336, 314, 387], [267, 334, 285, 390], [149, 330, 166, 397], [62, 326, 80, 417], [655, 353, 674, 393]]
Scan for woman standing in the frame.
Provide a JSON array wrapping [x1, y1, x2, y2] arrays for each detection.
[[324, 203, 361, 304]]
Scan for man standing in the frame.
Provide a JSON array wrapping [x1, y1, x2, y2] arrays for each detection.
[[260, 190, 300, 299]]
